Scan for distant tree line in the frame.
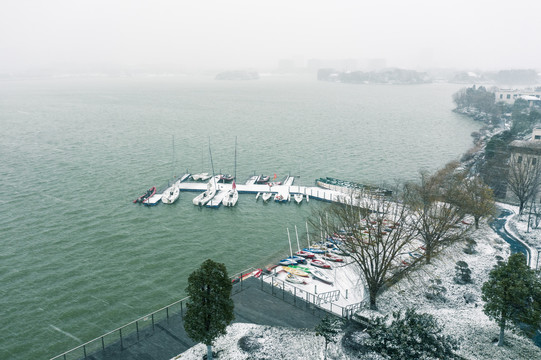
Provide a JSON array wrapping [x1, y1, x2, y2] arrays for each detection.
[[317, 68, 431, 84]]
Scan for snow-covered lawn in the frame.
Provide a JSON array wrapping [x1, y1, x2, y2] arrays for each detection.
[[173, 214, 541, 359]]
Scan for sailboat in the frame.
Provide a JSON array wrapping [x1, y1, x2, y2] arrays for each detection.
[[223, 137, 239, 207], [294, 193, 303, 204], [222, 181, 238, 207], [295, 224, 315, 258], [279, 228, 306, 265], [191, 144, 211, 181], [193, 140, 218, 206], [162, 184, 180, 204], [192, 179, 217, 206], [162, 136, 181, 204]]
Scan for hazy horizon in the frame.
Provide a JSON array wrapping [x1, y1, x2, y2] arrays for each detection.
[[1, 0, 540, 74]]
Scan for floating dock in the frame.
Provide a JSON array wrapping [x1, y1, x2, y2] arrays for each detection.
[[138, 173, 367, 207]]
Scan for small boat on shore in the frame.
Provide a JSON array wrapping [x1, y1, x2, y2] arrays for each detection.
[[310, 259, 332, 269], [311, 269, 333, 284], [134, 186, 156, 204], [289, 265, 311, 274], [303, 247, 325, 254], [323, 253, 344, 262], [285, 273, 306, 284], [295, 250, 315, 258], [279, 258, 297, 266], [282, 266, 309, 277]]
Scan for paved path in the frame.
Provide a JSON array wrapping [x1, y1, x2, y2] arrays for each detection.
[[83, 278, 326, 360]]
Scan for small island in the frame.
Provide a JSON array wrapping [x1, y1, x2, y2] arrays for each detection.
[[215, 70, 259, 80]]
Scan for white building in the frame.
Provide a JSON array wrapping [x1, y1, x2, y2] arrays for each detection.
[[495, 88, 541, 105]]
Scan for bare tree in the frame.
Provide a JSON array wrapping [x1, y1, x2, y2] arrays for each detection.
[[460, 175, 497, 229], [404, 163, 470, 264], [314, 192, 418, 310], [507, 153, 541, 214]]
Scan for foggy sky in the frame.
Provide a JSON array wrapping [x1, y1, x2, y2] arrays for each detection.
[[1, 0, 540, 73]]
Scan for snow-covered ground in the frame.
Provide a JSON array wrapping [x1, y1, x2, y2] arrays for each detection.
[[173, 211, 541, 359]]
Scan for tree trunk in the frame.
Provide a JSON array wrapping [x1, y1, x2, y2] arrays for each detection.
[[498, 321, 505, 347], [425, 249, 432, 264], [474, 216, 480, 229], [369, 287, 378, 310], [207, 344, 213, 360]]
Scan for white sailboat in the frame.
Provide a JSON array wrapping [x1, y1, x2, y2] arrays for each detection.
[[192, 180, 216, 206], [162, 136, 181, 204], [294, 193, 303, 204], [161, 183, 180, 204], [222, 137, 239, 207], [261, 192, 272, 202], [222, 181, 238, 207], [193, 140, 218, 206]]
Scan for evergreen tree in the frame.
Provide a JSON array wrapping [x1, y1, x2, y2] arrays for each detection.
[[184, 259, 234, 360], [481, 253, 541, 346], [365, 308, 460, 359], [454, 261, 472, 284], [315, 316, 343, 360]]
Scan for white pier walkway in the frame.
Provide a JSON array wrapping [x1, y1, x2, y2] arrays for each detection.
[[177, 175, 355, 204]]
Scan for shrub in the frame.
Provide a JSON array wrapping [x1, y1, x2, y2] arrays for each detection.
[[365, 308, 461, 360], [425, 279, 447, 302], [454, 261, 472, 284]]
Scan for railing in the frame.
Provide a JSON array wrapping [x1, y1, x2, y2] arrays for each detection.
[[49, 296, 189, 360], [49, 267, 258, 360], [259, 271, 368, 319], [50, 266, 365, 359]]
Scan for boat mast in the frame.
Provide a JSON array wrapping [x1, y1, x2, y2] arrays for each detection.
[[306, 222, 311, 248], [209, 138, 217, 189], [287, 228, 293, 258], [295, 225, 301, 252], [172, 135, 175, 180], [234, 136, 237, 181]]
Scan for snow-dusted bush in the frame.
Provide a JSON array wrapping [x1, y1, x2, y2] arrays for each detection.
[[364, 308, 461, 360], [454, 261, 472, 284]]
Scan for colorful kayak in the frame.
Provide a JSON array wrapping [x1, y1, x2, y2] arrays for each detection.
[[289, 265, 311, 274], [282, 266, 309, 277]]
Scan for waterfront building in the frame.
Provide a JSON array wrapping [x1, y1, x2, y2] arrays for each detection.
[[495, 88, 541, 106], [506, 127, 541, 204]]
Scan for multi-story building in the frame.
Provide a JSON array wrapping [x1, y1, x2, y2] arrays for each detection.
[[495, 88, 541, 106]]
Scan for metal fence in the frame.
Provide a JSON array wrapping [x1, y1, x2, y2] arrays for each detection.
[[258, 271, 368, 319], [49, 267, 257, 360], [50, 267, 366, 360]]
